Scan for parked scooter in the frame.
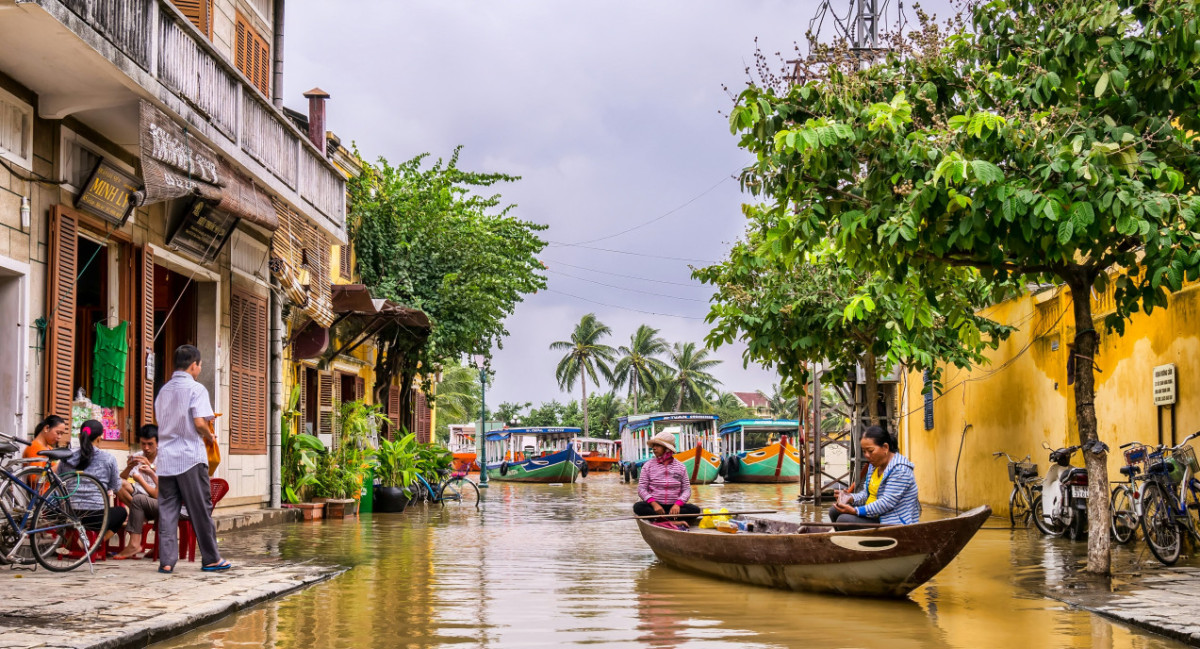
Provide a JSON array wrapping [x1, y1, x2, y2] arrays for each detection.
[[1031, 442, 1089, 540]]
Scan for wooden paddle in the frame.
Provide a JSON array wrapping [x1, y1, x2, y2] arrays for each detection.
[[593, 509, 777, 523]]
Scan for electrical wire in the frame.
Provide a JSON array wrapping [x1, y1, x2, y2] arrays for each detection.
[[568, 172, 736, 245], [547, 269, 709, 302], [540, 258, 708, 288], [544, 241, 720, 265], [544, 288, 706, 320]]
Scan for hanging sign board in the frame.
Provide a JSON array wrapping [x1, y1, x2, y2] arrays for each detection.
[[166, 199, 238, 265], [75, 160, 141, 226], [1153, 364, 1177, 406]]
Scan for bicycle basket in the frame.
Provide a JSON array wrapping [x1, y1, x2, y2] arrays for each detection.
[[1176, 445, 1200, 474], [1008, 461, 1037, 481], [1123, 445, 1148, 466]]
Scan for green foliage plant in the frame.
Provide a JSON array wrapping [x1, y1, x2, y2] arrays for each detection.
[[550, 313, 617, 436], [725, 0, 1200, 574], [281, 385, 326, 504], [374, 432, 420, 493]]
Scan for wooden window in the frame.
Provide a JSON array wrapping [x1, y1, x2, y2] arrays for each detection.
[[338, 245, 352, 280], [0, 86, 33, 169], [412, 391, 432, 444], [169, 0, 212, 38], [235, 12, 271, 98], [316, 372, 339, 442], [138, 246, 155, 426], [229, 288, 268, 454], [45, 206, 78, 420], [355, 377, 365, 402], [386, 385, 401, 439], [922, 371, 934, 431]]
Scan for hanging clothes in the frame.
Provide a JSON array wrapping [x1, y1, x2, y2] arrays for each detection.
[[92, 321, 129, 408]]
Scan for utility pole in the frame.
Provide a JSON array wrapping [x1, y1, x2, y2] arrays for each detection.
[[805, 0, 906, 70]]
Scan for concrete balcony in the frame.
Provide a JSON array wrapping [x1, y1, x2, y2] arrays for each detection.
[[0, 0, 345, 241]]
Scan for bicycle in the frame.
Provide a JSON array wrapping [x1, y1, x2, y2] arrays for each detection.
[[994, 451, 1040, 529], [411, 470, 481, 508], [0, 432, 110, 572], [1110, 440, 1153, 544], [1139, 430, 1200, 565]]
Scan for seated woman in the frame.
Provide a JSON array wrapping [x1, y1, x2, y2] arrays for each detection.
[[634, 432, 702, 528], [831, 426, 920, 527], [23, 415, 68, 469], [56, 420, 127, 544]]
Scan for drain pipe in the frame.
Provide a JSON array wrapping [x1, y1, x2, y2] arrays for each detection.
[[268, 282, 283, 508], [271, 0, 285, 109]]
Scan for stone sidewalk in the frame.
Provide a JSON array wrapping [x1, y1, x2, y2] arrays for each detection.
[[0, 547, 342, 649], [1053, 565, 1200, 647]]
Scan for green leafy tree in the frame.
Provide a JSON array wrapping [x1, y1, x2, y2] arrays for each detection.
[[612, 325, 670, 414], [493, 401, 532, 425], [348, 148, 546, 429], [762, 384, 799, 420], [587, 392, 625, 438], [432, 360, 480, 441], [727, 0, 1200, 573], [709, 392, 753, 426], [525, 400, 566, 427], [661, 342, 721, 411], [550, 313, 617, 436]]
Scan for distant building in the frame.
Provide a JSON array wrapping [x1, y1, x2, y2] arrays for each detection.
[[733, 392, 771, 417]]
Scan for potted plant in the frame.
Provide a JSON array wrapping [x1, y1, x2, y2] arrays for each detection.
[[373, 432, 419, 513], [280, 385, 327, 520]]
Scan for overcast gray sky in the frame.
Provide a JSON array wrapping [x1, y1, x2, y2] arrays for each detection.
[[284, 1, 951, 412]]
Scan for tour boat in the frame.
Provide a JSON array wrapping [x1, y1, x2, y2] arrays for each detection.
[[636, 506, 991, 598], [718, 419, 802, 483], [617, 413, 721, 485], [447, 424, 480, 472], [483, 427, 587, 483], [573, 437, 620, 472]]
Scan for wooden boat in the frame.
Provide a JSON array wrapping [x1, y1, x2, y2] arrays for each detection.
[[573, 437, 620, 472], [617, 413, 721, 485], [718, 419, 802, 484], [484, 427, 586, 483], [447, 424, 480, 472], [636, 506, 991, 598]]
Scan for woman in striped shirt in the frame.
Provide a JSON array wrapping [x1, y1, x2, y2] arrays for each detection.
[[634, 432, 702, 528], [831, 426, 921, 527]]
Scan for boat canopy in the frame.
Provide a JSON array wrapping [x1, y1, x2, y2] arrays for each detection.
[[618, 413, 719, 431], [485, 427, 582, 441], [719, 419, 801, 435]]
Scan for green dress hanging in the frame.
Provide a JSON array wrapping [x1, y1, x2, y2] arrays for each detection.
[[92, 321, 128, 409]]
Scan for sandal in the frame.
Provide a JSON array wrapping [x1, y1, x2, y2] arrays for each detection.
[[158, 565, 174, 574], [202, 559, 232, 572]]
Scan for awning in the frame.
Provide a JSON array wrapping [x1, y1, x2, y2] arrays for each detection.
[[269, 257, 308, 309], [133, 101, 278, 231], [332, 284, 431, 329]]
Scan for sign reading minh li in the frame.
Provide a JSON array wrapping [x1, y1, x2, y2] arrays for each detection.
[[75, 161, 141, 226]]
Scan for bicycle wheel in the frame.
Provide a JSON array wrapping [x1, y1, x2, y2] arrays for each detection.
[[1009, 485, 1031, 529], [31, 473, 107, 572], [1140, 481, 1182, 566], [438, 477, 480, 508], [1031, 493, 1066, 537], [1110, 485, 1137, 544], [0, 467, 48, 565]]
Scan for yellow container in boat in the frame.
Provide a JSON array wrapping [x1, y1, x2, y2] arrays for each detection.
[[714, 520, 739, 534], [699, 507, 731, 529]]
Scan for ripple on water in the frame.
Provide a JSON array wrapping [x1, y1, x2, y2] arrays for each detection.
[[158, 475, 1190, 649]]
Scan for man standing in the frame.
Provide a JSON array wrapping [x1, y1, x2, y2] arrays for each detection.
[[154, 345, 231, 573]]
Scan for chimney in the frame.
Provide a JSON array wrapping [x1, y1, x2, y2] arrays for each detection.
[[302, 87, 329, 155]]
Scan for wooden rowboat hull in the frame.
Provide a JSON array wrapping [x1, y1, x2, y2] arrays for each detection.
[[584, 456, 619, 471], [636, 505, 990, 598]]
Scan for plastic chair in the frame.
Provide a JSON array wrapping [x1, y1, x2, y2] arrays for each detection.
[[178, 478, 229, 562]]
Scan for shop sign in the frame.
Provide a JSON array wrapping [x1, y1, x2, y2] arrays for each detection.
[[167, 199, 238, 265], [1154, 364, 1177, 406], [75, 161, 140, 226]]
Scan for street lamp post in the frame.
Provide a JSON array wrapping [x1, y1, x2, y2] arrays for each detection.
[[474, 354, 489, 488]]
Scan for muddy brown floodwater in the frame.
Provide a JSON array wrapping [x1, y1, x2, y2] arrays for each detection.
[[156, 474, 1189, 649]]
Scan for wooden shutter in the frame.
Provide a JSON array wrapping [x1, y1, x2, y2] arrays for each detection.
[[138, 246, 155, 426], [170, 0, 211, 38], [229, 288, 268, 454], [339, 245, 352, 279], [355, 376, 365, 402], [414, 391, 431, 444], [235, 12, 271, 98], [386, 385, 401, 439], [45, 206, 78, 419], [317, 372, 335, 438]]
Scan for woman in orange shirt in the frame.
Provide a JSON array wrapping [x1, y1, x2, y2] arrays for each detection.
[[24, 415, 68, 468]]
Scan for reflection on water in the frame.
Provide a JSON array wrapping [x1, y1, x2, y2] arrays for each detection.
[[157, 477, 1186, 649]]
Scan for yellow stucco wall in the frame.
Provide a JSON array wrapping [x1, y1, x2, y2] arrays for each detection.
[[900, 281, 1200, 515]]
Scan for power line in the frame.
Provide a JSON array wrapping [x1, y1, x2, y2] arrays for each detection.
[[544, 288, 707, 320], [545, 241, 720, 265], [568, 172, 736, 245], [547, 269, 709, 302], [541, 258, 708, 288]]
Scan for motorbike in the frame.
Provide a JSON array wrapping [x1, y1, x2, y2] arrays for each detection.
[[1031, 442, 1089, 540]]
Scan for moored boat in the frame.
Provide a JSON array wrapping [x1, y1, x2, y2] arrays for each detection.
[[617, 413, 721, 485], [574, 437, 620, 472], [718, 419, 802, 484], [484, 427, 586, 483], [448, 424, 480, 472], [636, 505, 991, 598]]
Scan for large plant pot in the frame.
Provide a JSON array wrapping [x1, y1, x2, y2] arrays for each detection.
[[284, 502, 325, 521], [325, 498, 358, 519], [374, 486, 411, 513]]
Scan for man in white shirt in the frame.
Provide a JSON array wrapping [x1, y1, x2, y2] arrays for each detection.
[[113, 424, 159, 560], [154, 345, 230, 573]]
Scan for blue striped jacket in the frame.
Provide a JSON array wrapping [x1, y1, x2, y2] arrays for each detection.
[[851, 454, 921, 525]]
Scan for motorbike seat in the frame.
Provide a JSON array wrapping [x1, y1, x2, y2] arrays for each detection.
[[1120, 465, 1140, 477]]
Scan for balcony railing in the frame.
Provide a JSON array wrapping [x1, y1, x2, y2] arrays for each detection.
[[45, 0, 346, 235]]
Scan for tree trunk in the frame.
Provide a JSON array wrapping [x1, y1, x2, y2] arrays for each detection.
[[863, 351, 880, 427], [675, 380, 684, 411], [581, 370, 590, 437], [632, 373, 639, 414], [1066, 274, 1111, 575]]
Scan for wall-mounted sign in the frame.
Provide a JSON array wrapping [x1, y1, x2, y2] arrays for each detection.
[[75, 160, 140, 226], [1154, 364, 1177, 406], [166, 199, 238, 265]]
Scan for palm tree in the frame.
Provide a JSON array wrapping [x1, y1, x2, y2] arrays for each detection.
[[550, 313, 616, 436], [763, 384, 799, 419], [589, 392, 624, 438], [662, 341, 721, 411], [432, 360, 480, 441], [612, 325, 670, 414]]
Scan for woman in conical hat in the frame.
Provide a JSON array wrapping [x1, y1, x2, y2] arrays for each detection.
[[633, 432, 702, 528]]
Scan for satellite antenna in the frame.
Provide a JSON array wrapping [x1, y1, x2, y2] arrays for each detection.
[[792, 0, 909, 78]]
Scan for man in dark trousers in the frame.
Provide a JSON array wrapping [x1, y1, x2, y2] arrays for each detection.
[[154, 344, 231, 573]]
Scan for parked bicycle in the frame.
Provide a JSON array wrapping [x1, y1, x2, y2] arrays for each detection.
[[993, 451, 1040, 529], [0, 432, 110, 572], [1139, 431, 1200, 565], [412, 469, 481, 508], [1110, 441, 1152, 544]]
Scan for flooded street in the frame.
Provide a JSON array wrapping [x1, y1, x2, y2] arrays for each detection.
[[157, 476, 1187, 649]]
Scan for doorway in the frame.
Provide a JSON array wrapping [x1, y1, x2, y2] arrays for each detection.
[[152, 265, 198, 396], [0, 267, 24, 436]]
